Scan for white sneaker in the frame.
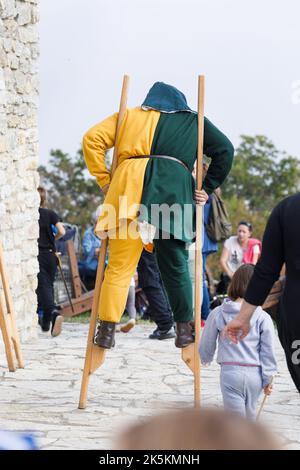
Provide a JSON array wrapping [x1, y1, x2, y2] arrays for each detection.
[[51, 313, 64, 337]]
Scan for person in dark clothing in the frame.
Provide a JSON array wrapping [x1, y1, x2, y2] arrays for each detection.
[[137, 249, 175, 340], [37, 186, 65, 336], [224, 193, 300, 392]]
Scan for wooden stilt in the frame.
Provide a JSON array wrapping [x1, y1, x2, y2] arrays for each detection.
[[181, 76, 205, 407], [78, 75, 130, 409], [182, 343, 196, 374], [0, 241, 24, 371]]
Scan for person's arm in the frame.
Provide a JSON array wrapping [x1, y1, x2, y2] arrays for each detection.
[[224, 202, 284, 343], [259, 314, 277, 390], [244, 203, 284, 306], [220, 246, 233, 278], [82, 113, 119, 191], [199, 308, 219, 364], [54, 222, 65, 241], [202, 118, 234, 194], [251, 244, 260, 265]]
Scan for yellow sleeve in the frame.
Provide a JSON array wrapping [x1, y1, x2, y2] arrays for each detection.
[[82, 113, 118, 189]]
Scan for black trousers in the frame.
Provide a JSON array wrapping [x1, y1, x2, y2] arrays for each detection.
[[277, 297, 300, 393], [36, 250, 58, 320], [137, 250, 174, 331]]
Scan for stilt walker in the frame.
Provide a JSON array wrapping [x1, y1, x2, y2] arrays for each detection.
[[0, 241, 24, 372], [79, 75, 130, 409], [79, 76, 234, 409]]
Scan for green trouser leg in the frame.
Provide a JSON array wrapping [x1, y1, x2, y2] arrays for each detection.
[[154, 235, 193, 322]]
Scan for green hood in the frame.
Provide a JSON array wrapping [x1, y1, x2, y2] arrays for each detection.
[[142, 82, 196, 114]]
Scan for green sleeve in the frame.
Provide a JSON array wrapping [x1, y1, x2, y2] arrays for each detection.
[[202, 117, 234, 194]]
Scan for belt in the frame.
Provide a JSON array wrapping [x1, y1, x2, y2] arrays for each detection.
[[39, 248, 54, 253], [129, 155, 190, 172]]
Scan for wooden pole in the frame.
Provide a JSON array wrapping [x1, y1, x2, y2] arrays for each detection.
[[0, 241, 24, 370], [194, 75, 205, 407], [0, 291, 16, 372], [78, 75, 130, 409], [181, 76, 205, 407]]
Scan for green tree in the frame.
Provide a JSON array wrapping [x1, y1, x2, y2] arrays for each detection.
[[38, 148, 105, 230], [207, 135, 300, 279], [222, 135, 300, 211]]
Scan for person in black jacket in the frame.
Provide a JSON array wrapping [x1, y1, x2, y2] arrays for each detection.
[[36, 186, 65, 336], [224, 193, 300, 392]]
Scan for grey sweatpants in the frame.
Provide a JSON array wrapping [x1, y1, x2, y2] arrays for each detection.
[[220, 365, 263, 420]]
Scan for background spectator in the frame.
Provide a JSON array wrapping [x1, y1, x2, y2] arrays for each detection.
[[78, 206, 102, 291], [219, 221, 261, 293], [36, 186, 65, 337]]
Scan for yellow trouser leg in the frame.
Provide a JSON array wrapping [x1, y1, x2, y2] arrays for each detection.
[[99, 220, 144, 323]]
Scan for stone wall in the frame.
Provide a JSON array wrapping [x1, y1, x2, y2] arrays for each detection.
[[0, 0, 40, 341]]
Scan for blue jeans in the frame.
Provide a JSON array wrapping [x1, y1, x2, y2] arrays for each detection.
[[202, 254, 210, 320]]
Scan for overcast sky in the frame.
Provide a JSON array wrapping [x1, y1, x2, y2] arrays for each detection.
[[38, 0, 300, 165]]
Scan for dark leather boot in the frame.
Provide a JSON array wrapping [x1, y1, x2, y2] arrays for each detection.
[[40, 311, 51, 332], [175, 322, 195, 348], [94, 321, 116, 349]]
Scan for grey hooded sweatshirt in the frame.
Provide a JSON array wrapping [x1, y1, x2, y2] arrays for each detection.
[[199, 298, 277, 387]]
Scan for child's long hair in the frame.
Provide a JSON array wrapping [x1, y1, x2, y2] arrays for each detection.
[[227, 264, 255, 301]]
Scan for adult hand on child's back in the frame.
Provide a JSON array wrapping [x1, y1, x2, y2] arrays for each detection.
[[223, 315, 251, 344], [263, 384, 273, 396]]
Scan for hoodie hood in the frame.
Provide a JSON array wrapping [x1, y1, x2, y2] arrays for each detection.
[[215, 298, 265, 331], [141, 82, 196, 114]]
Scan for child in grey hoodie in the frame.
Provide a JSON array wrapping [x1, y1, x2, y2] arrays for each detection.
[[199, 264, 277, 420]]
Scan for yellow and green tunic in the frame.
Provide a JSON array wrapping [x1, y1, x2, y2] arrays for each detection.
[[83, 82, 234, 323], [84, 118, 233, 242]]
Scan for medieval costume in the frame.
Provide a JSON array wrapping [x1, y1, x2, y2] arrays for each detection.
[[83, 82, 234, 348]]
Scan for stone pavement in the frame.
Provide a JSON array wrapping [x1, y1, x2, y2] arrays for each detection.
[[0, 323, 299, 450]]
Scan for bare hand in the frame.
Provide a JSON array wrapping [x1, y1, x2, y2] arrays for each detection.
[[223, 316, 251, 344], [264, 384, 273, 396], [194, 189, 209, 206]]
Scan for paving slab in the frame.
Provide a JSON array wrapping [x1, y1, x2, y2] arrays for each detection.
[[0, 323, 299, 450]]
